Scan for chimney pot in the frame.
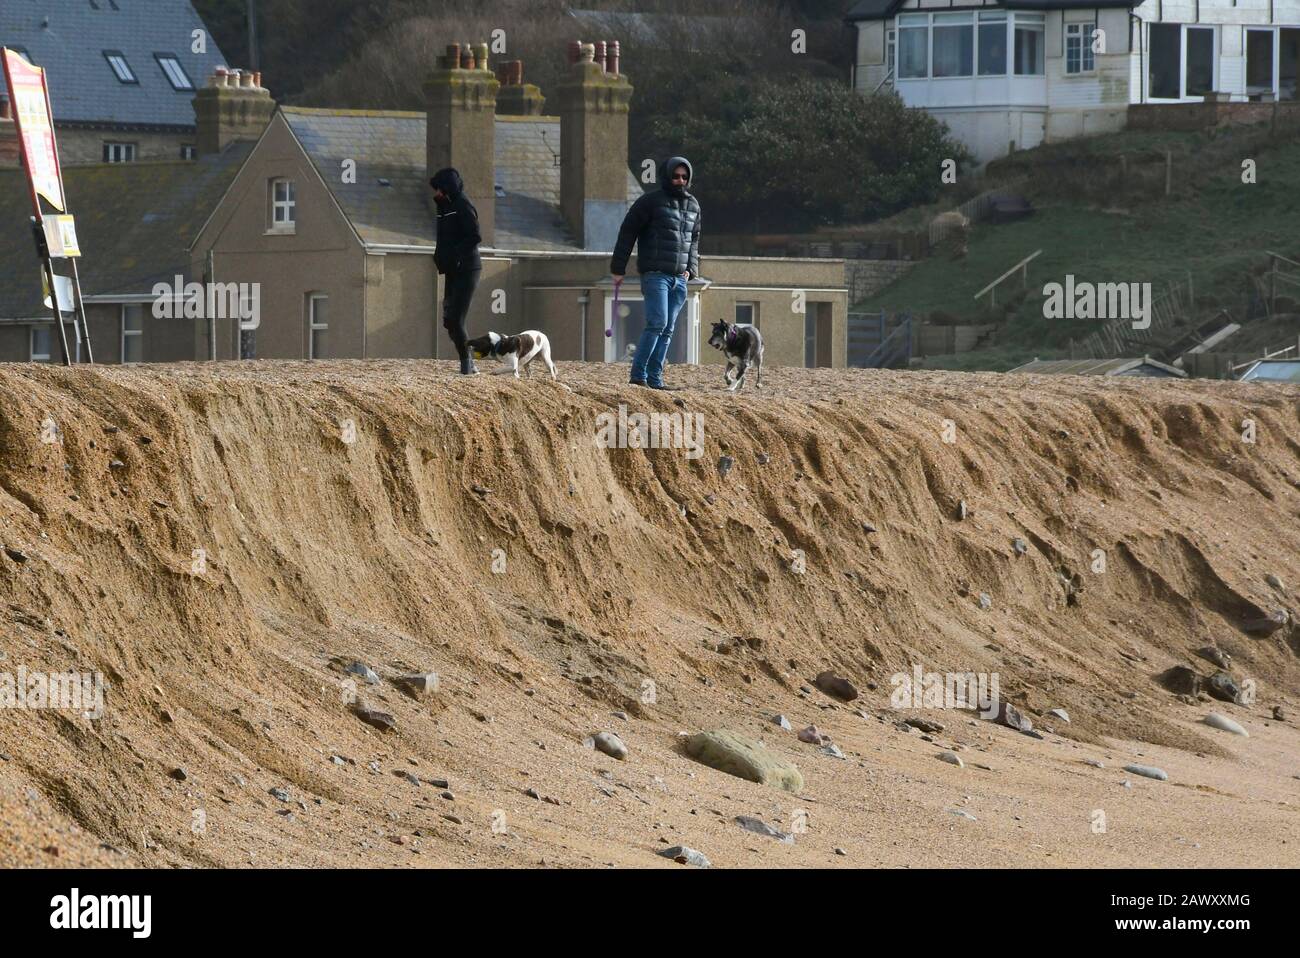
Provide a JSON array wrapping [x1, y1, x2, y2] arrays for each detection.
[[446, 43, 461, 69], [567, 40, 582, 65], [594, 41, 607, 72], [253, 71, 263, 89], [580, 42, 596, 63], [608, 40, 621, 77], [476, 42, 489, 71]]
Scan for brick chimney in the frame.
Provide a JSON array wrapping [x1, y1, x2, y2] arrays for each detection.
[[192, 67, 275, 155], [0, 94, 19, 168], [425, 41, 499, 245], [495, 60, 545, 116], [556, 40, 633, 250]]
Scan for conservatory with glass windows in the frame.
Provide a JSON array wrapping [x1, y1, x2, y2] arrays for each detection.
[[848, 0, 1300, 163]]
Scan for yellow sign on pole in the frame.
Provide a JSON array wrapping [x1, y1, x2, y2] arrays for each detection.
[[42, 214, 80, 257]]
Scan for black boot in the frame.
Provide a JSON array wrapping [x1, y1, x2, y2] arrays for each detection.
[[459, 354, 478, 375]]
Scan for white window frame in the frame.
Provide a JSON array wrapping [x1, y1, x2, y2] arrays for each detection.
[[886, 28, 896, 78], [977, 11, 1008, 77], [155, 55, 194, 91], [269, 178, 296, 232], [1147, 23, 1220, 101], [121, 305, 144, 364], [603, 292, 700, 365], [1182, 25, 1219, 99], [104, 51, 137, 84], [931, 12, 975, 79], [896, 11, 1037, 79], [29, 325, 52, 363], [1245, 27, 1279, 99], [1013, 13, 1046, 78], [897, 14, 930, 79], [735, 302, 759, 329], [307, 292, 328, 359], [103, 142, 136, 163], [1065, 21, 1097, 76], [180, 144, 196, 160]]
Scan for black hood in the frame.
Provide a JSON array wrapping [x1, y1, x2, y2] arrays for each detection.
[[430, 167, 465, 197], [660, 156, 693, 197]]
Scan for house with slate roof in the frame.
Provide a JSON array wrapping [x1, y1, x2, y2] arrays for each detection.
[[0, 0, 231, 164], [187, 40, 848, 367], [848, 0, 1300, 163]]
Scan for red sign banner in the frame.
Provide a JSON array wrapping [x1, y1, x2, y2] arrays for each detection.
[[2, 48, 66, 212]]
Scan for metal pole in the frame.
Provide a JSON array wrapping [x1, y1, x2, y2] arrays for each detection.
[[31, 217, 71, 365], [42, 258, 72, 365], [248, 0, 260, 70], [68, 257, 94, 363]]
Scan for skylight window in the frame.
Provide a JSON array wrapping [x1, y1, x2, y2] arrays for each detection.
[[104, 51, 137, 84], [155, 55, 193, 91]]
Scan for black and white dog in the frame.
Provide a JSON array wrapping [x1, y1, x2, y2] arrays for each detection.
[[707, 320, 763, 391], [465, 330, 558, 380]]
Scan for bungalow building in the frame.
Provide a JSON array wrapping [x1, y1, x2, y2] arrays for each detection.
[[0, 41, 848, 368], [848, 0, 1300, 162]]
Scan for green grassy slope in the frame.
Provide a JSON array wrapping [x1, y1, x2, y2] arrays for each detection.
[[858, 130, 1300, 371]]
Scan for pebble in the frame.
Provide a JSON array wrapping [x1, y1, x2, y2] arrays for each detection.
[[1196, 647, 1230, 670], [735, 815, 794, 844], [1207, 672, 1241, 703], [821, 744, 846, 759], [834, 847, 847, 856], [797, 725, 824, 745], [938, 751, 964, 768], [1012, 538, 1028, 556], [1273, 705, 1286, 721], [1265, 573, 1284, 590], [168, 767, 188, 781], [814, 671, 858, 701], [269, 787, 291, 802], [1124, 764, 1168, 782], [947, 809, 977, 821], [1203, 713, 1248, 737], [1046, 708, 1070, 723], [589, 731, 628, 761], [351, 704, 396, 733], [395, 672, 439, 696], [978, 593, 992, 610], [717, 455, 734, 478], [771, 714, 792, 730], [904, 717, 944, 733], [1084, 759, 1105, 768], [956, 499, 968, 520], [659, 845, 712, 867], [756, 453, 770, 466], [345, 662, 380, 685]]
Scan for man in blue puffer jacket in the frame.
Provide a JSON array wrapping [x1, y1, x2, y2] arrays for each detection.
[[610, 156, 700, 390]]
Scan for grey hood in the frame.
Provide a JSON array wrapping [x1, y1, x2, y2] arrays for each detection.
[[660, 156, 693, 197]]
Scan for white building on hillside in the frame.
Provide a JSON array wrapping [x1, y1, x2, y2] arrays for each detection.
[[848, 0, 1300, 162]]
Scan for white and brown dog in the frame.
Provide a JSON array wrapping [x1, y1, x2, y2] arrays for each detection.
[[466, 330, 558, 380]]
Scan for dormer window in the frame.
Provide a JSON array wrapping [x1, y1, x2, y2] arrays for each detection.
[[104, 51, 137, 84], [155, 54, 193, 91]]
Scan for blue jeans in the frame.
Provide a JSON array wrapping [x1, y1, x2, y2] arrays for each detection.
[[631, 271, 687, 386]]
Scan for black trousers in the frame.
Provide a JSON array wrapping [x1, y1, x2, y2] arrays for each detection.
[[441, 268, 481, 360]]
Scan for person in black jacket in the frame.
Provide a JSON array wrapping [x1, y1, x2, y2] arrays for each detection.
[[610, 156, 700, 390], [430, 168, 483, 375]]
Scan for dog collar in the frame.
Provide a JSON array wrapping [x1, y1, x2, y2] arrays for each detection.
[[725, 326, 738, 345]]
